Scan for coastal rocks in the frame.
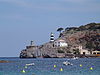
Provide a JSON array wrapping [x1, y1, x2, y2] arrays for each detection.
[[20, 49, 27, 58], [0, 60, 11, 63], [20, 49, 36, 58]]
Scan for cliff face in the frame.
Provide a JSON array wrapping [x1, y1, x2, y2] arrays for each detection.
[[20, 23, 100, 58]]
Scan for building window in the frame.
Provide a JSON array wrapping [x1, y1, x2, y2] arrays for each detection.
[[93, 52, 96, 54], [97, 53, 100, 54], [83, 52, 85, 55], [58, 42, 60, 47]]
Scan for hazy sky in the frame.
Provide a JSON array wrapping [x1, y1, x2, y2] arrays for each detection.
[[0, 0, 100, 57]]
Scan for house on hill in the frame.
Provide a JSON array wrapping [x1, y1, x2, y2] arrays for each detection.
[[72, 45, 90, 55], [92, 50, 100, 56], [54, 39, 68, 47], [78, 46, 90, 55]]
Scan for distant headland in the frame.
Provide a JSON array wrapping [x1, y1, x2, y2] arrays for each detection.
[[20, 23, 100, 58], [0, 60, 12, 63]]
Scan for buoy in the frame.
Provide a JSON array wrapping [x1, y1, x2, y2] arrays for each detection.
[[80, 64, 82, 67], [60, 68, 63, 71], [25, 66, 27, 68], [90, 67, 93, 70], [26, 63, 35, 66], [21, 69, 26, 73], [54, 65, 57, 68]]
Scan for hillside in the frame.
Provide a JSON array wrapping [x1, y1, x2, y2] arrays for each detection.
[[60, 23, 100, 50], [20, 23, 100, 58]]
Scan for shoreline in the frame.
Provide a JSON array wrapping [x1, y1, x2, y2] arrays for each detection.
[[19, 54, 100, 58]]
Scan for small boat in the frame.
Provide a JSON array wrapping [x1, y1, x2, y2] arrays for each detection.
[[63, 61, 73, 66], [72, 57, 79, 60], [26, 63, 35, 66]]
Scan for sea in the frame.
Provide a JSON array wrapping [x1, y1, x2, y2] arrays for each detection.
[[0, 57, 100, 75]]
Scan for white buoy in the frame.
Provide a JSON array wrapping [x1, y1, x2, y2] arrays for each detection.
[[26, 63, 35, 66], [25, 66, 27, 68]]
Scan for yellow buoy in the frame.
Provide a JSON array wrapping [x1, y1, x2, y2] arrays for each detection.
[[90, 67, 93, 70], [80, 64, 82, 67], [54, 65, 57, 68], [21, 69, 26, 73], [60, 68, 63, 71]]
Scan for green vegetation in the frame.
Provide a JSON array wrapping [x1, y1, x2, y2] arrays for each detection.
[[57, 27, 64, 37], [57, 50, 65, 53], [57, 27, 63, 33], [79, 23, 100, 30], [65, 23, 100, 33], [73, 49, 80, 54], [66, 50, 72, 53]]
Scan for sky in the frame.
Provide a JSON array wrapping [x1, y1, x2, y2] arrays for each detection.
[[0, 0, 100, 57]]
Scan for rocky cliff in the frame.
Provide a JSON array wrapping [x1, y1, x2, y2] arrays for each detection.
[[20, 23, 100, 58]]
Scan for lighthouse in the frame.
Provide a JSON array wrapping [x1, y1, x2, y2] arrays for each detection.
[[50, 32, 54, 42]]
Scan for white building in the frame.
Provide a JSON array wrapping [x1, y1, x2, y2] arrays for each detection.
[[54, 39, 68, 47], [79, 46, 90, 55], [92, 51, 100, 54], [79, 49, 90, 55]]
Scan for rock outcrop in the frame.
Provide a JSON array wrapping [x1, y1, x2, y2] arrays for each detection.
[[0, 60, 12, 63], [20, 23, 100, 58]]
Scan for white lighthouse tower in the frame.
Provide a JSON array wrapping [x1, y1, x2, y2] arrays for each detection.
[[50, 32, 54, 42]]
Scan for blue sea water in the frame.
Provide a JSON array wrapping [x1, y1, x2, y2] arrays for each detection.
[[0, 57, 100, 75]]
